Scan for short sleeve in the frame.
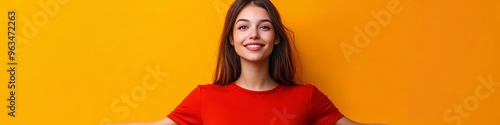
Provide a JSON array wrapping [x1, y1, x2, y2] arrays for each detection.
[[311, 85, 344, 125], [167, 86, 202, 125]]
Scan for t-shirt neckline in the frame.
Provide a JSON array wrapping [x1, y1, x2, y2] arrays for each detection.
[[229, 82, 282, 94]]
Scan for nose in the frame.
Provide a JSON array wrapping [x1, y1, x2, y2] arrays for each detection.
[[249, 27, 260, 40]]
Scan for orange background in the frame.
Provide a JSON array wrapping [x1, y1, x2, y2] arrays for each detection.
[[0, 0, 499, 125]]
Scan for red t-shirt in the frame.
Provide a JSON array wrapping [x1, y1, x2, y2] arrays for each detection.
[[167, 82, 344, 125]]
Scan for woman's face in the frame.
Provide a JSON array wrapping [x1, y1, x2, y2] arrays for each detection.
[[232, 4, 278, 62]]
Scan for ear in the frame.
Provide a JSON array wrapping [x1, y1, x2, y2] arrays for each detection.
[[274, 38, 279, 45], [230, 36, 234, 45]]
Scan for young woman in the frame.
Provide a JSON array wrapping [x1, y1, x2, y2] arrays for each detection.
[[111, 0, 384, 125]]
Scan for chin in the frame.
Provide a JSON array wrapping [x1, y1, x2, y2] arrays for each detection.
[[240, 55, 269, 62]]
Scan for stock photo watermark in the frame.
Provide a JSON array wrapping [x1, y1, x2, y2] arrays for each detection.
[[6, 10, 17, 118], [340, 0, 404, 63], [99, 64, 169, 125], [213, 0, 231, 22], [19, 0, 70, 44], [269, 106, 297, 125], [443, 74, 500, 125], [5, 0, 69, 118]]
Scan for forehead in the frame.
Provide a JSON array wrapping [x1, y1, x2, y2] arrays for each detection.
[[235, 4, 271, 21]]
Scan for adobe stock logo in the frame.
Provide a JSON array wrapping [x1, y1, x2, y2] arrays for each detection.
[[212, 0, 231, 22], [100, 64, 169, 125], [340, 0, 404, 63], [269, 106, 296, 125], [443, 74, 500, 125], [19, 0, 70, 44]]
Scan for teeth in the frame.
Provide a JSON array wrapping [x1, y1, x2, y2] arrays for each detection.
[[246, 44, 262, 47]]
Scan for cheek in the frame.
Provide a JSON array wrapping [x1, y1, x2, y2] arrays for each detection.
[[261, 31, 275, 42], [232, 32, 246, 44]]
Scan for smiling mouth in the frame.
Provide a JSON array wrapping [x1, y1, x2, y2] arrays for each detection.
[[244, 43, 265, 51], [244, 44, 264, 47]]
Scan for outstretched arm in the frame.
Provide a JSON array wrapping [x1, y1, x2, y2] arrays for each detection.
[[106, 117, 178, 125], [335, 116, 386, 125]]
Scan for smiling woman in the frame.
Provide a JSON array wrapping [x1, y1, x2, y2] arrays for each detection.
[[108, 0, 384, 125]]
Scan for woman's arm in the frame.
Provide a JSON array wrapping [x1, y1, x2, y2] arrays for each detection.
[[107, 117, 178, 125], [335, 116, 386, 125]]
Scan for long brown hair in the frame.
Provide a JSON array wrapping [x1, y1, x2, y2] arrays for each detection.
[[214, 0, 299, 86]]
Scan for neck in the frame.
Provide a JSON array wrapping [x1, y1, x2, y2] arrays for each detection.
[[235, 58, 278, 91]]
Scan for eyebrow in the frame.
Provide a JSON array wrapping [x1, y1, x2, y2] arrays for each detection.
[[236, 19, 272, 23]]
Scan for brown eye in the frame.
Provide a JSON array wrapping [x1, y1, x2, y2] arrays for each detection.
[[237, 25, 248, 30], [260, 26, 271, 30]]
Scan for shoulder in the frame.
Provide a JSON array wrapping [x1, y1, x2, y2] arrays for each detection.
[[283, 84, 330, 99], [278, 84, 323, 98], [194, 84, 232, 93], [197, 84, 227, 89], [281, 83, 318, 92]]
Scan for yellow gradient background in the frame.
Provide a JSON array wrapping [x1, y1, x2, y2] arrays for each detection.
[[1, 0, 499, 125]]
